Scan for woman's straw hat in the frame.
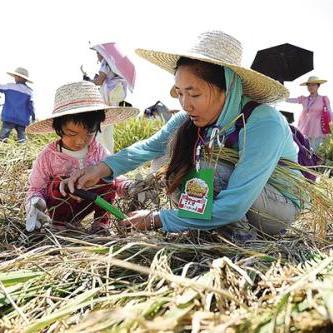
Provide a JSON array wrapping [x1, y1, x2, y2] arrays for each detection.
[[7, 67, 33, 83], [300, 76, 327, 86], [26, 81, 139, 134], [136, 30, 289, 103]]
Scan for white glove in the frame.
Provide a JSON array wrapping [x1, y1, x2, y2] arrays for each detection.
[[25, 197, 51, 232]]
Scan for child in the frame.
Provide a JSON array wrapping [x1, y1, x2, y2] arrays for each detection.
[[25, 81, 139, 232], [0, 67, 35, 143]]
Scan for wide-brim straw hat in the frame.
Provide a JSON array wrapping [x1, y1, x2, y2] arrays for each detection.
[[7, 67, 33, 83], [300, 76, 327, 86], [26, 81, 139, 134], [136, 31, 289, 103]]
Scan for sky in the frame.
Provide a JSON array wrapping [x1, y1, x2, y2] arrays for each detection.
[[0, 0, 332, 122]]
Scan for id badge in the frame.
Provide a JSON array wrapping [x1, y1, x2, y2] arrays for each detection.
[[178, 168, 214, 219]]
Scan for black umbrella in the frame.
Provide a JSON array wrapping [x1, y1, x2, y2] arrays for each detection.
[[251, 43, 313, 84]]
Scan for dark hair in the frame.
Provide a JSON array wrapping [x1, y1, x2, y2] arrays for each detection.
[[165, 57, 226, 193], [52, 110, 106, 137], [175, 57, 226, 91]]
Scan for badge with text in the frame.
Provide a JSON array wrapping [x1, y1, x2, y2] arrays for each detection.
[[178, 168, 214, 219]]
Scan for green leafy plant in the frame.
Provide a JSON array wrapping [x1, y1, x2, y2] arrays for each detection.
[[317, 134, 333, 165]]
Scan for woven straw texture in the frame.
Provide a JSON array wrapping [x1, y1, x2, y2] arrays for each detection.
[[26, 81, 139, 134], [136, 31, 289, 103]]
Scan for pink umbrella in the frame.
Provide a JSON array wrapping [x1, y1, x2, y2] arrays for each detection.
[[91, 43, 136, 92]]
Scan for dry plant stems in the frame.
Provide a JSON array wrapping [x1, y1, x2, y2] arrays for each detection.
[[204, 144, 333, 241], [1, 126, 333, 331], [1, 239, 333, 332]]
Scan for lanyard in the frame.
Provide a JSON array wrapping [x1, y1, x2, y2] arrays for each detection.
[[193, 126, 225, 171], [193, 128, 205, 171]]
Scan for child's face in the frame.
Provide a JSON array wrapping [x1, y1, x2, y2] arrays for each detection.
[[61, 121, 96, 151]]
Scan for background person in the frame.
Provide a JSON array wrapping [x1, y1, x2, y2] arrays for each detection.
[[82, 43, 135, 153], [0, 67, 35, 143], [286, 76, 332, 150]]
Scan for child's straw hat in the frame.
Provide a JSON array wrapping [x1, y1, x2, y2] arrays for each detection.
[[27, 81, 139, 134]]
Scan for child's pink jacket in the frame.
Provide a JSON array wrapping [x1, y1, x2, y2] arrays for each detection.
[[27, 139, 129, 202]]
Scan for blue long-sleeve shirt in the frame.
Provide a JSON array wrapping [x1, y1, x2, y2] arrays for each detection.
[[104, 103, 298, 232], [0, 83, 34, 126]]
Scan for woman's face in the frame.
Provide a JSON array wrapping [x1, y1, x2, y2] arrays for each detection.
[[174, 66, 226, 127], [61, 121, 96, 151], [307, 83, 319, 94]]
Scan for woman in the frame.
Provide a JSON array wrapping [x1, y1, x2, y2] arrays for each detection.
[[287, 76, 332, 151], [62, 30, 300, 238], [90, 51, 128, 106], [84, 43, 135, 153]]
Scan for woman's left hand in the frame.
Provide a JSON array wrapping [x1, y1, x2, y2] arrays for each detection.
[[119, 210, 161, 231]]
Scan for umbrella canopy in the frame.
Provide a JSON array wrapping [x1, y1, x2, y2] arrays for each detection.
[[251, 43, 313, 84], [91, 43, 136, 92]]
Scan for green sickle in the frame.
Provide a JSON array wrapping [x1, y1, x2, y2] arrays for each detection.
[[72, 188, 127, 220]]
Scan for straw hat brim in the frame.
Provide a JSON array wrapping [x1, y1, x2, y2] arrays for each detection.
[[26, 105, 139, 134], [7, 71, 33, 83], [135, 49, 289, 103], [300, 80, 327, 86]]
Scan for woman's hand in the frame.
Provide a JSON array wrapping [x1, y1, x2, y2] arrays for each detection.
[[119, 210, 161, 231], [59, 163, 112, 196]]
